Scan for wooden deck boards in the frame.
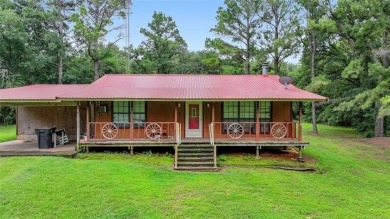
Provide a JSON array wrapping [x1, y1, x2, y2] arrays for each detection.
[[80, 138, 308, 147]]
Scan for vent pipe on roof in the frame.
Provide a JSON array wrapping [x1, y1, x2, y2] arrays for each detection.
[[262, 62, 269, 75]]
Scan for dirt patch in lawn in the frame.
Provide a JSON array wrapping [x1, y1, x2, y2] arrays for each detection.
[[359, 137, 390, 148]]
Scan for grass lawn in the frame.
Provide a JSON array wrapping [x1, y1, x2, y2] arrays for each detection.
[[0, 124, 389, 218], [0, 125, 16, 143]]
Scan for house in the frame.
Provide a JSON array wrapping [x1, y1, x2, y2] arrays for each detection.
[[0, 69, 326, 170]]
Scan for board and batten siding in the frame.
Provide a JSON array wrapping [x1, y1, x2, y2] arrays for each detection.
[[17, 106, 86, 140]]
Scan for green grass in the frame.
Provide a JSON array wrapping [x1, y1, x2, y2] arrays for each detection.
[[1, 124, 390, 218], [0, 125, 16, 143]]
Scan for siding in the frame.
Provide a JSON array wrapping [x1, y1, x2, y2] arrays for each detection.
[[17, 106, 86, 140]]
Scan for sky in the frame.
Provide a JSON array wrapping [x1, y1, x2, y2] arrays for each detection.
[[114, 0, 299, 63], [117, 0, 224, 51]]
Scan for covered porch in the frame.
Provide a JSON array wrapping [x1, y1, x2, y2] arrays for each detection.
[[78, 100, 305, 146]]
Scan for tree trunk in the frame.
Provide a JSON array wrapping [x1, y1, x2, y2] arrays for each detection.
[[245, 51, 250, 75], [245, 16, 250, 75], [311, 34, 318, 134], [58, 50, 63, 84], [274, 9, 280, 75], [57, 0, 64, 84], [94, 60, 100, 80], [375, 102, 384, 137]]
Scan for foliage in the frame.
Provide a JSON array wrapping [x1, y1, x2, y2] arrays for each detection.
[[71, 0, 127, 80], [260, 0, 302, 75], [207, 0, 262, 75], [295, 0, 390, 136], [0, 125, 16, 142], [131, 11, 187, 74]]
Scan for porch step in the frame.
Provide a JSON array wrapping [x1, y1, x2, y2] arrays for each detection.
[[174, 166, 218, 171], [178, 157, 214, 161], [177, 161, 215, 166], [178, 148, 214, 152], [175, 144, 217, 171], [178, 152, 213, 156]]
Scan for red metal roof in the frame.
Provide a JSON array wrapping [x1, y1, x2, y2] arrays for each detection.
[[59, 74, 326, 101], [0, 75, 326, 101], [0, 84, 88, 101]]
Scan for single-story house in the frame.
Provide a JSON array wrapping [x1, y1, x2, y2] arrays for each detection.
[[0, 69, 326, 170]]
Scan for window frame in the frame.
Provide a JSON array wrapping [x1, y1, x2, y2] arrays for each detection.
[[221, 101, 272, 134], [258, 101, 272, 134], [111, 101, 146, 129]]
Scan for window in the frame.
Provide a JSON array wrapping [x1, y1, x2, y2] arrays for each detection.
[[258, 101, 271, 133], [258, 102, 271, 122], [223, 101, 239, 123], [222, 101, 255, 133], [132, 101, 145, 128], [113, 101, 129, 124], [112, 101, 146, 128], [222, 101, 271, 133]]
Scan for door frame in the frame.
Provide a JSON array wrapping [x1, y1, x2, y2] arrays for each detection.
[[185, 101, 203, 138]]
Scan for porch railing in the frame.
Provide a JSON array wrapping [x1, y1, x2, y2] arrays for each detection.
[[88, 122, 177, 142], [212, 122, 298, 141]]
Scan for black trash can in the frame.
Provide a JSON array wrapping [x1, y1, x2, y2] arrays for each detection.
[[35, 128, 56, 149]]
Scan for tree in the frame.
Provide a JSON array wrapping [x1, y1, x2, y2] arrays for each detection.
[[72, 0, 127, 80], [332, 0, 390, 137], [134, 11, 187, 74], [260, 0, 301, 75], [46, 0, 75, 84], [299, 0, 333, 134], [207, 0, 262, 75]]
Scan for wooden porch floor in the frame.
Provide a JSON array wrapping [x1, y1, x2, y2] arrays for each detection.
[[80, 138, 308, 147]]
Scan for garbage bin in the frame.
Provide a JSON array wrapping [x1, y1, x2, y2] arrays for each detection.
[[35, 128, 56, 149]]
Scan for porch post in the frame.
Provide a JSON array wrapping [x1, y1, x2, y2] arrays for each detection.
[[211, 102, 215, 123], [298, 101, 303, 141], [76, 102, 80, 146], [130, 101, 134, 140], [174, 103, 178, 124], [256, 103, 260, 141], [175, 103, 178, 142], [212, 103, 215, 143], [86, 102, 90, 141]]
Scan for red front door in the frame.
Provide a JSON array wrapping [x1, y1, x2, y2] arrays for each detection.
[[189, 104, 199, 129], [186, 102, 203, 138]]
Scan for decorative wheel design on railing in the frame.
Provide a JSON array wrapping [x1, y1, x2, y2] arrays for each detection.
[[228, 123, 243, 139], [146, 123, 162, 139], [102, 123, 118, 139], [271, 123, 287, 139]]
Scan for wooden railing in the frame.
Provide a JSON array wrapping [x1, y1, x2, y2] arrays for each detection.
[[88, 122, 177, 142], [212, 122, 298, 141]]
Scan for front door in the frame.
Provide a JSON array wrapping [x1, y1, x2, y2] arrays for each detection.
[[185, 102, 203, 138]]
